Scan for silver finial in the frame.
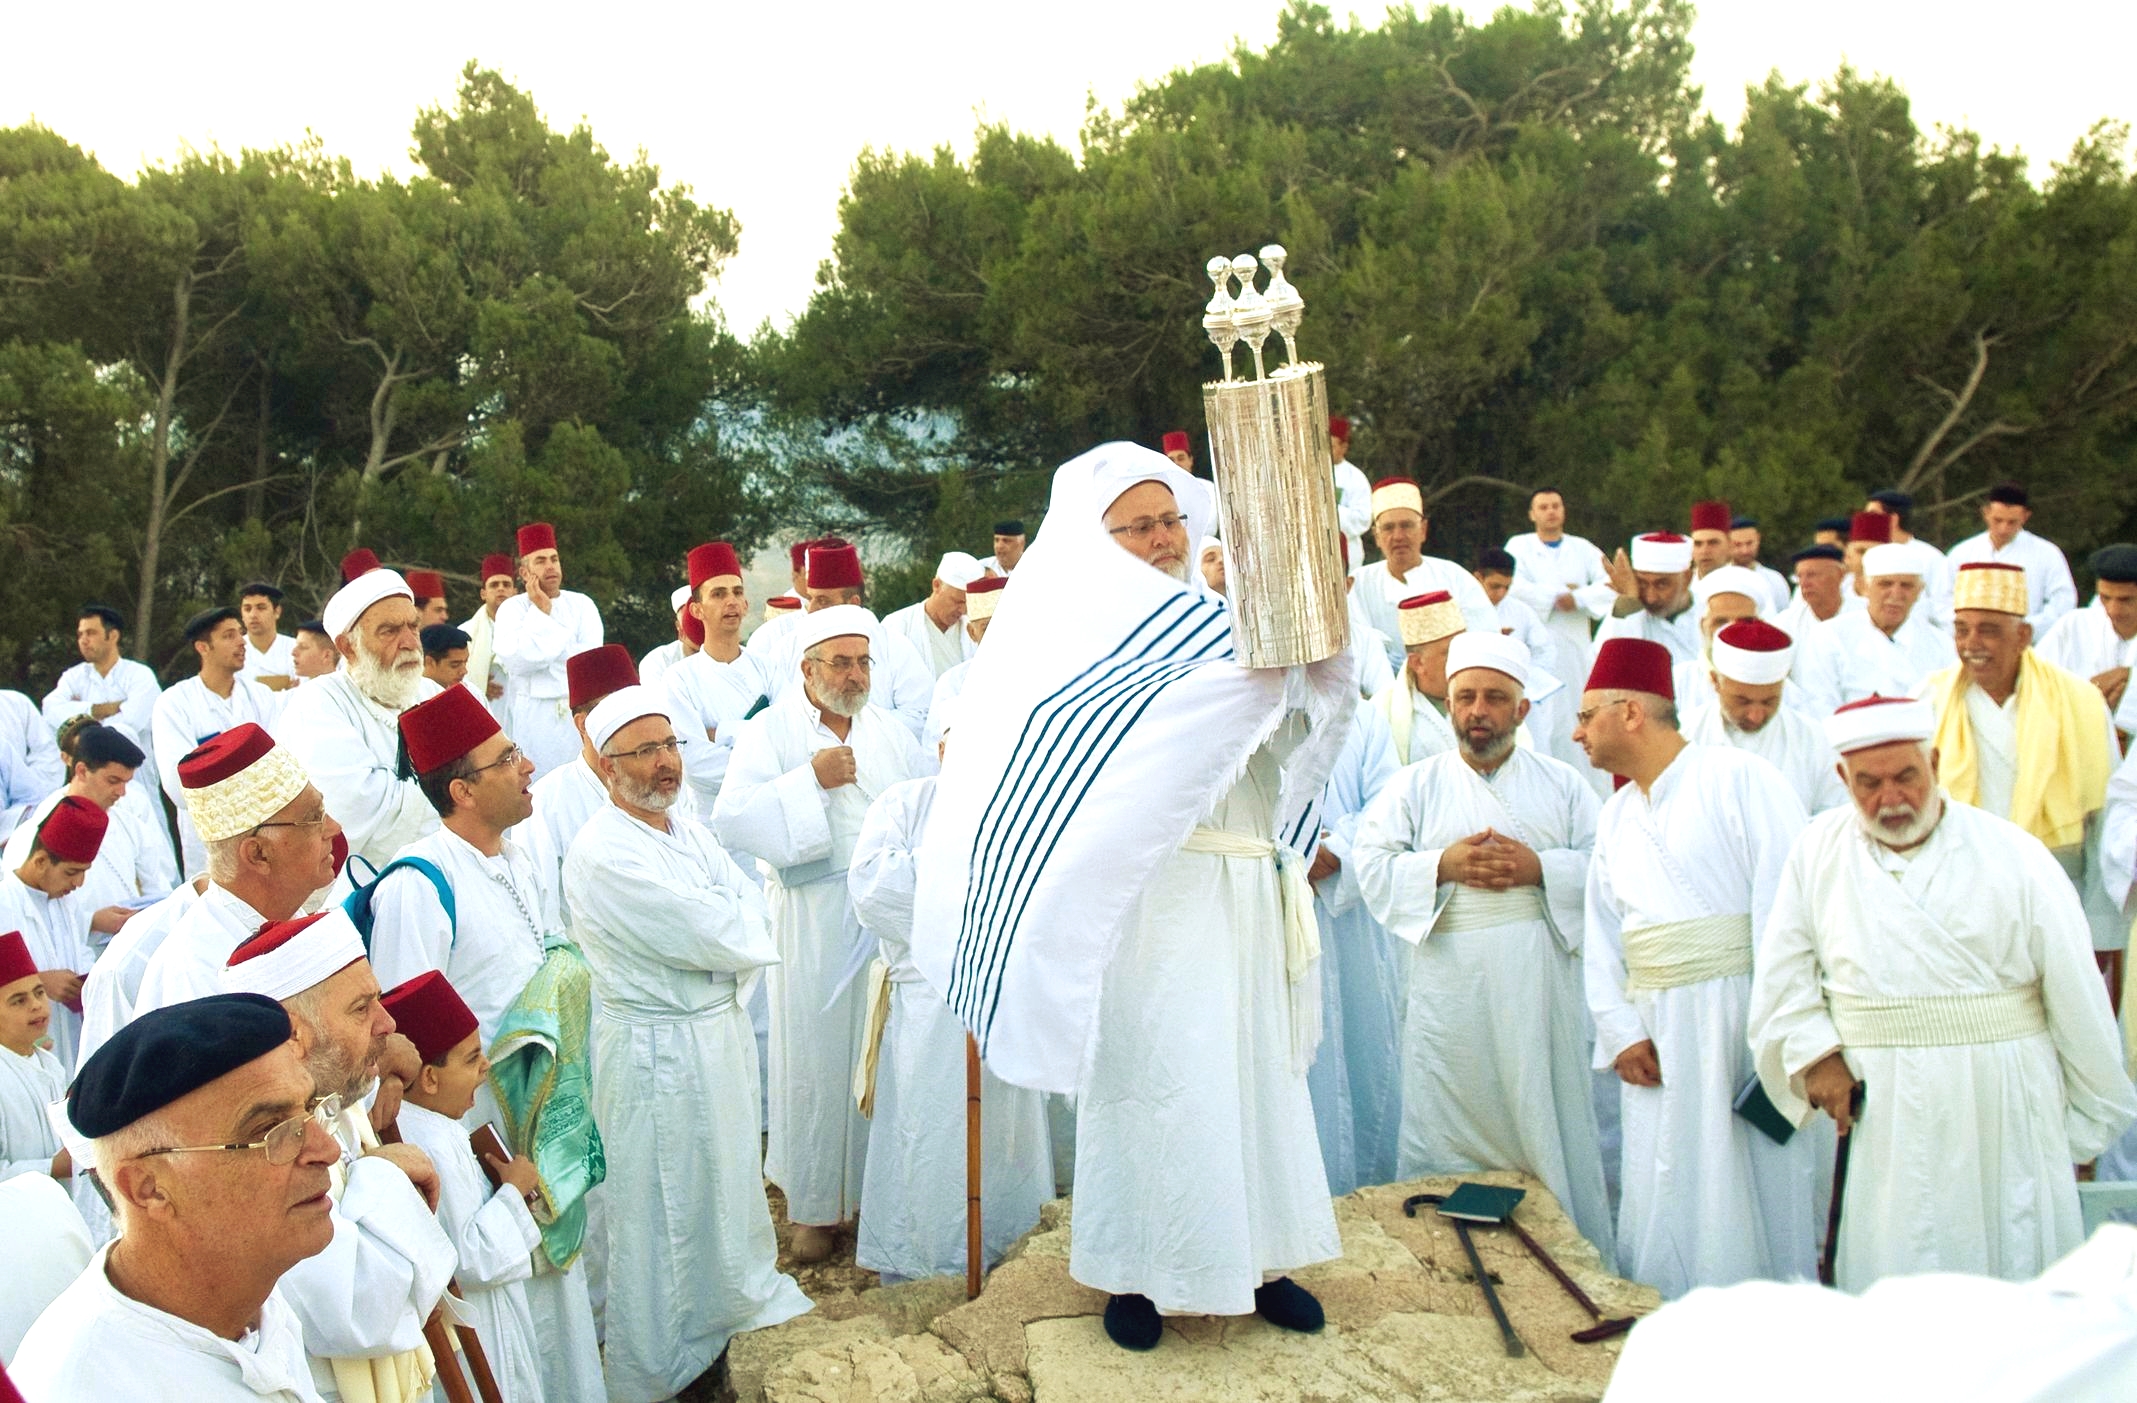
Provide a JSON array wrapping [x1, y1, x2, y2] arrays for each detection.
[[1259, 244, 1303, 367], [1203, 256, 1240, 381], [1229, 253, 1273, 382]]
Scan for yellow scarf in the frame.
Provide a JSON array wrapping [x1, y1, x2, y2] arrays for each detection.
[[1927, 651, 2112, 850]]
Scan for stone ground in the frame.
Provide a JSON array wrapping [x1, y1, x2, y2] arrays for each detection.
[[692, 1171, 1657, 1403]]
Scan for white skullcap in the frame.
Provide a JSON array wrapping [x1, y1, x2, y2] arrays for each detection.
[[1629, 534, 1693, 573], [1445, 631, 1531, 689], [935, 551, 986, 591], [1198, 535, 1224, 559], [1862, 542, 1931, 580], [224, 908, 367, 1001], [323, 569, 413, 640], [586, 685, 673, 754], [1692, 564, 1766, 614], [1824, 695, 1937, 755], [670, 584, 692, 611], [795, 603, 878, 655]]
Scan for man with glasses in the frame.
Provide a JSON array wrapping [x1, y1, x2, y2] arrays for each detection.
[[277, 569, 442, 869], [1351, 476, 1497, 673], [568, 686, 811, 1398], [12, 994, 341, 1399], [223, 910, 456, 1402], [714, 605, 923, 1266]]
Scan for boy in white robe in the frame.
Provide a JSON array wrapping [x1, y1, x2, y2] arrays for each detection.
[[1748, 696, 2136, 1289], [0, 797, 108, 1072], [0, 934, 69, 1184], [1356, 633, 1614, 1256], [1576, 637, 1820, 1300], [382, 971, 546, 1403], [847, 718, 1052, 1281]]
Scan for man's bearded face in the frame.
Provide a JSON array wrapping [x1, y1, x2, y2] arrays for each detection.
[[345, 600, 424, 709], [804, 638, 873, 718], [1842, 740, 1942, 849], [1101, 480, 1190, 581]]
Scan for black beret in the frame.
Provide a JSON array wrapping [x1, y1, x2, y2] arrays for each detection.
[[2092, 544, 2137, 583], [1867, 490, 1914, 515], [1791, 544, 1846, 564], [1814, 517, 1852, 535], [69, 993, 293, 1138], [1731, 516, 1758, 530], [183, 606, 241, 642], [992, 520, 1027, 537], [73, 723, 145, 771], [297, 617, 328, 635], [420, 623, 471, 656]]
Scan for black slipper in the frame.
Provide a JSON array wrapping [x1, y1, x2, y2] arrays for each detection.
[[1254, 1277, 1325, 1333], [1103, 1293, 1162, 1351]]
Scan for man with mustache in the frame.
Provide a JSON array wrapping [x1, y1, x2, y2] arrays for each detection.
[[11, 994, 341, 1400], [222, 909, 456, 1403], [276, 569, 442, 869], [491, 523, 606, 777], [1791, 541, 1957, 718], [1748, 695, 2134, 1287], [567, 687, 811, 1399], [713, 606, 922, 1266]]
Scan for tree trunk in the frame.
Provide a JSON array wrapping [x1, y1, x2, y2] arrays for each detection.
[[134, 269, 192, 662], [246, 368, 271, 521], [345, 350, 402, 546]]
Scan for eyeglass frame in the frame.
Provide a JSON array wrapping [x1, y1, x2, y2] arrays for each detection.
[[1573, 698, 1634, 727], [249, 803, 332, 837], [1105, 512, 1191, 541], [601, 736, 690, 763], [134, 1092, 343, 1167], [465, 744, 526, 777]]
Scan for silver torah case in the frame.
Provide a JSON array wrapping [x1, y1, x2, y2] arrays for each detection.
[[1199, 248, 1349, 669]]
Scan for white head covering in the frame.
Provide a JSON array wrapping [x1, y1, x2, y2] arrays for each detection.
[[1691, 564, 1767, 614], [670, 584, 692, 611], [1629, 534, 1693, 573], [1709, 618, 1795, 685], [586, 685, 673, 754], [1825, 695, 1937, 755], [323, 569, 413, 640], [1198, 535, 1224, 560], [795, 603, 879, 655], [223, 908, 367, 1000], [935, 552, 986, 591], [1445, 631, 1530, 690], [1862, 541, 1932, 580]]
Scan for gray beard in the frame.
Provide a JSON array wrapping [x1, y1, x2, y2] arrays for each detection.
[[1460, 727, 1518, 767], [817, 686, 870, 719], [348, 645, 424, 710], [614, 771, 678, 813], [1856, 792, 1943, 850]]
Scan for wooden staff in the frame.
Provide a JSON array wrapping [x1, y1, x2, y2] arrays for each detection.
[[424, 1315, 478, 1403], [966, 1033, 983, 1300], [377, 1119, 506, 1403], [1818, 1083, 1866, 1288]]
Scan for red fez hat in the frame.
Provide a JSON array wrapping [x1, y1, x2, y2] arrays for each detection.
[[807, 543, 864, 592], [340, 548, 380, 583], [1848, 511, 1893, 544], [398, 684, 502, 776], [177, 723, 278, 790], [405, 570, 446, 600], [1689, 500, 1732, 534], [688, 542, 744, 590], [0, 931, 36, 988], [37, 795, 108, 864], [567, 643, 638, 712], [788, 538, 817, 572], [1585, 638, 1675, 699], [966, 575, 1007, 597], [1330, 416, 1351, 440], [1715, 617, 1792, 653], [516, 522, 557, 556], [766, 595, 802, 611], [480, 553, 515, 583], [380, 970, 480, 1065], [1161, 430, 1190, 455], [681, 608, 705, 646]]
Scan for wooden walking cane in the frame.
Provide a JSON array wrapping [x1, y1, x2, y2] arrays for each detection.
[[966, 1033, 983, 1300], [1818, 1083, 1866, 1288], [377, 1121, 507, 1403], [424, 1314, 479, 1403]]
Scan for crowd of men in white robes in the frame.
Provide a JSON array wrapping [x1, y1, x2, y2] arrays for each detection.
[[4, 440, 2137, 1399]]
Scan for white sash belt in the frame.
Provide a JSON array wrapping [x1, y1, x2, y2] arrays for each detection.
[[1829, 985, 2047, 1048], [1621, 913, 1754, 991], [1437, 887, 1548, 934], [1180, 826, 1321, 1069]]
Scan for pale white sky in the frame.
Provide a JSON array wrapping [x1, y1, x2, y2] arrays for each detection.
[[8, 1, 2130, 335]]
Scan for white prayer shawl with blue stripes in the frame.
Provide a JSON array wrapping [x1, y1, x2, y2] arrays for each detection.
[[911, 444, 1354, 1095]]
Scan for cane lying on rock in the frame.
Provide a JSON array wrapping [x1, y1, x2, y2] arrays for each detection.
[[1403, 1183, 1641, 1347]]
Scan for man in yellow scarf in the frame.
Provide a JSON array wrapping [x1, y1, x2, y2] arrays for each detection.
[[1923, 560, 2122, 964]]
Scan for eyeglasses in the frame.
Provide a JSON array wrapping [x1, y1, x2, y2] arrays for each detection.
[[809, 655, 872, 674], [603, 737, 689, 762], [138, 1093, 342, 1167], [1574, 699, 1632, 727], [467, 744, 526, 776], [1106, 513, 1191, 541], [251, 806, 331, 835]]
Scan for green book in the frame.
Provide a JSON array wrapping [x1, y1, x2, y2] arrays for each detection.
[[1436, 1182, 1527, 1224], [1733, 1072, 1796, 1146]]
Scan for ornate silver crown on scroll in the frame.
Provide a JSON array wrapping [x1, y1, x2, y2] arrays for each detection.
[[1204, 245, 1306, 383]]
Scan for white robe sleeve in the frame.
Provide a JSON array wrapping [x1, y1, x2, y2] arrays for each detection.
[[877, 633, 936, 742], [1506, 545, 1561, 620], [363, 864, 455, 992], [1582, 829, 1648, 1070], [451, 1185, 541, 1290], [1353, 773, 1450, 946], [567, 826, 775, 974], [492, 597, 600, 680], [1535, 773, 1598, 954], [278, 1158, 456, 1357], [2032, 540, 2079, 636], [149, 691, 192, 807], [848, 787, 922, 944], [710, 720, 833, 870], [2019, 836, 2137, 1161], [2104, 745, 2137, 912], [1334, 462, 1372, 544], [1745, 836, 1844, 1129]]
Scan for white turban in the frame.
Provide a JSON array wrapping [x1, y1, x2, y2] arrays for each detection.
[[1445, 631, 1531, 690], [323, 569, 413, 641], [1629, 534, 1693, 573], [586, 685, 673, 754], [795, 603, 880, 656], [935, 552, 986, 591], [1862, 542, 1932, 580], [1825, 695, 1937, 755], [223, 908, 367, 1001], [1691, 564, 1767, 614]]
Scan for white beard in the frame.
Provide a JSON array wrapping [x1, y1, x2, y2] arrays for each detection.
[[349, 644, 424, 710], [1856, 792, 1943, 850], [816, 685, 870, 719], [615, 771, 678, 812]]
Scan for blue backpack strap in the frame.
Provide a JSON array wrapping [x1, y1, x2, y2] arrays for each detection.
[[342, 855, 458, 952]]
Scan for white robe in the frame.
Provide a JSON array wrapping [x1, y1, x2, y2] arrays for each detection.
[[1355, 746, 1615, 1258], [1067, 739, 1341, 1315], [882, 600, 973, 679], [75, 881, 200, 1067], [11, 1245, 324, 1402], [847, 776, 1052, 1281], [712, 693, 919, 1224], [1944, 527, 2078, 634], [243, 633, 299, 682], [1353, 557, 1499, 671], [490, 590, 605, 776], [0, 691, 66, 844], [636, 638, 685, 690], [747, 613, 939, 743], [1595, 602, 1702, 665], [3, 787, 172, 918], [132, 881, 272, 1016], [365, 828, 547, 1054], [1584, 743, 1820, 1299], [659, 646, 775, 815], [1504, 531, 1614, 683], [2036, 600, 2137, 739], [1792, 608, 1958, 719], [923, 658, 970, 753], [276, 670, 441, 870], [394, 1102, 544, 1403], [520, 754, 608, 931], [0, 1041, 65, 1182], [1342, 594, 1396, 700], [152, 674, 284, 876], [1750, 801, 2137, 1289], [563, 803, 811, 1402], [1681, 703, 1849, 815], [41, 659, 162, 752], [1333, 458, 1371, 574], [1370, 677, 1458, 769], [0, 873, 93, 1073], [1302, 700, 1401, 1193], [459, 607, 505, 720]]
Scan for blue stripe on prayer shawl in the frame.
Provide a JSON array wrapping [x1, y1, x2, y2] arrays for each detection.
[[949, 591, 1235, 1047], [1282, 797, 1322, 858]]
